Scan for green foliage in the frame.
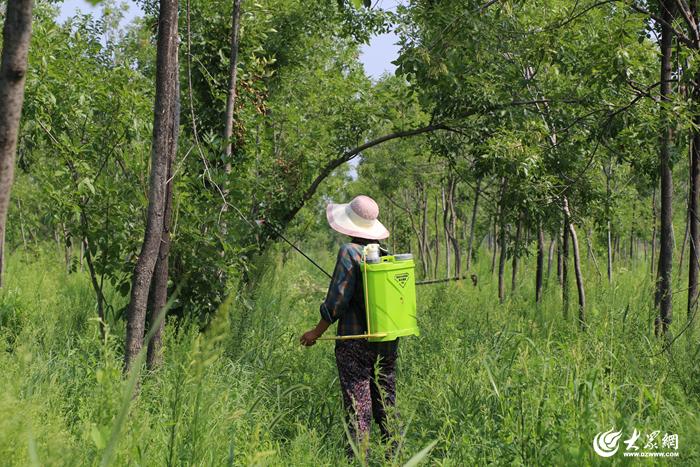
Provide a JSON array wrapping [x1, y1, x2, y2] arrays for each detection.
[[1, 248, 699, 464]]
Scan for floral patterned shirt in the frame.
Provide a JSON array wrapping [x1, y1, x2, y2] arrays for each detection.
[[319, 243, 368, 336]]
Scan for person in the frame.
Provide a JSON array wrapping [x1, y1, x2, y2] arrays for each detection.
[[300, 195, 398, 458]]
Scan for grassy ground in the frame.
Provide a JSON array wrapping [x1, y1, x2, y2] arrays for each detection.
[[1, 248, 699, 466]]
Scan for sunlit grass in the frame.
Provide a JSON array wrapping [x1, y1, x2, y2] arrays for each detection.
[[0, 247, 698, 465]]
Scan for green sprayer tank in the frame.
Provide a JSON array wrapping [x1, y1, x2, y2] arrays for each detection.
[[362, 254, 419, 342]]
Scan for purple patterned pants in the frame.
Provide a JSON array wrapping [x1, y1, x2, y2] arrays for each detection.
[[335, 339, 398, 451]]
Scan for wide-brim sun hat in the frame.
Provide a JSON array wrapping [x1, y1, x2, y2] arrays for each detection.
[[326, 195, 390, 240]]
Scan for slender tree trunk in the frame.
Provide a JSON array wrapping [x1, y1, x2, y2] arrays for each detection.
[[511, 213, 522, 292], [449, 179, 461, 276], [147, 86, 179, 370], [563, 197, 586, 329], [679, 176, 690, 276], [62, 223, 71, 274], [498, 223, 507, 304], [223, 0, 242, 164], [420, 189, 432, 276], [562, 220, 570, 319], [220, 0, 242, 231], [0, 0, 33, 287], [651, 185, 657, 277], [441, 188, 451, 278], [657, 0, 675, 336], [83, 237, 106, 338], [536, 226, 545, 303], [689, 116, 700, 324], [557, 228, 564, 286], [491, 215, 498, 274], [498, 180, 508, 303], [125, 0, 180, 372], [547, 237, 555, 278], [466, 178, 480, 270], [434, 192, 440, 278], [606, 221, 613, 283], [587, 232, 602, 278]]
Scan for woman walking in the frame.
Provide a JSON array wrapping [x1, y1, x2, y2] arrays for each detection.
[[300, 195, 398, 459]]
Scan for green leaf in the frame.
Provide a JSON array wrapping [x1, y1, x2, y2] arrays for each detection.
[[403, 440, 438, 467]]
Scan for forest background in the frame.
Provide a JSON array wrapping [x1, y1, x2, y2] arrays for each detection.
[[1, 0, 700, 465]]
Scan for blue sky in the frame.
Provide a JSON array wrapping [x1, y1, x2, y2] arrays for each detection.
[[58, 0, 402, 79]]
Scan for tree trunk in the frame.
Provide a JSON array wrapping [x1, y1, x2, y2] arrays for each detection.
[[466, 178, 480, 270], [562, 221, 570, 319], [448, 179, 461, 276], [586, 231, 602, 278], [490, 216, 498, 274], [511, 213, 522, 292], [147, 87, 179, 370], [497, 180, 508, 303], [657, 0, 675, 336], [536, 226, 545, 303], [83, 237, 106, 338], [223, 0, 242, 164], [651, 184, 657, 277], [689, 74, 700, 326], [606, 220, 613, 283], [498, 223, 507, 304], [420, 188, 432, 276], [441, 188, 451, 278], [220, 0, 242, 228], [124, 0, 180, 372], [547, 237, 555, 278], [563, 197, 586, 330], [0, 0, 33, 287], [434, 192, 440, 278]]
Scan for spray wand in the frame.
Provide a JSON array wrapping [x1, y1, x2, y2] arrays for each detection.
[[256, 219, 332, 279]]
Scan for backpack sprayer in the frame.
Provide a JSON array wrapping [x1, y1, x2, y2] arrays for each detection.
[[260, 221, 419, 342]]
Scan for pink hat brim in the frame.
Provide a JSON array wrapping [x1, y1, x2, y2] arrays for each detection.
[[326, 203, 390, 240]]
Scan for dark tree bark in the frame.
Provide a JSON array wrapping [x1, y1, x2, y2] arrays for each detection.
[[657, 0, 675, 336], [434, 192, 440, 278], [536, 226, 545, 303], [220, 0, 242, 229], [419, 187, 432, 276], [124, 0, 180, 372], [511, 213, 522, 292], [562, 221, 570, 319], [689, 93, 700, 324], [449, 179, 461, 276], [557, 228, 563, 285], [547, 237, 555, 278], [603, 159, 614, 283], [0, 0, 33, 287], [147, 93, 179, 370], [497, 180, 508, 303], [466, 178, 481, 270], [498, 224, 507, 304], [443, 178, 460, 277], [223, 0, 242, 164], [441, 187, 450, 278], [607, 221, 613, 283], [651, 185, 657, 277], [490, 216, 498, 274], [563, 197, 586, 330]]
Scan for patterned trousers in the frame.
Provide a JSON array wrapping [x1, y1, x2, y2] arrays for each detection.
[[335, 339, 398, 453]]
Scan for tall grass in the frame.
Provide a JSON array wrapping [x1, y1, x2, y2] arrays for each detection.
[[0, 247, 698, 465]]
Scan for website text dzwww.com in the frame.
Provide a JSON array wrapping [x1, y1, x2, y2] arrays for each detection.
[[623, 452, 679, 457]]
